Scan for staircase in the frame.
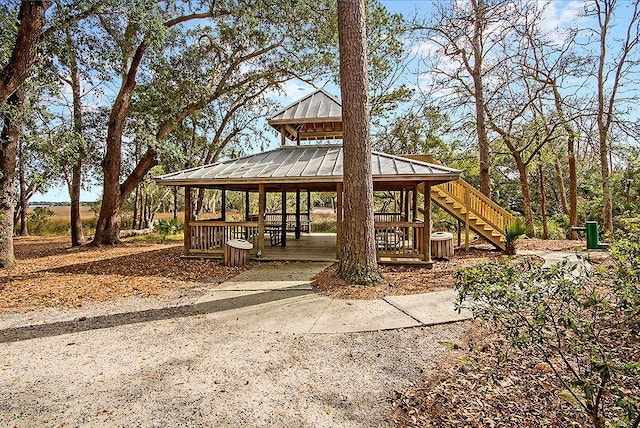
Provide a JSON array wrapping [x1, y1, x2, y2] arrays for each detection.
[[425, 179, 512, 251]]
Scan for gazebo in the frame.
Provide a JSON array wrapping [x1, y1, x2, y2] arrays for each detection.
[[155, 89, 461, 265]]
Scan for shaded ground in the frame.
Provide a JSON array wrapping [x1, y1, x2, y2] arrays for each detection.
[[312, 245, 542, 300], [1, 236, 248, 311]]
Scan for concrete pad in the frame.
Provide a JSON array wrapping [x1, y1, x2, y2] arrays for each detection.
[[309, 299, 422, 334], [213, 293, 334, 334], [211, 280, 313, 292], [384, 289, 473, 326], [214, 261, 332, 291]]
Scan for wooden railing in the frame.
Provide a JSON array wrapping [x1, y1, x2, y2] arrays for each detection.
[[374, 212, 405, 222], [187, 221, 259, 253], [434, 180, 512, 234], [257, 213, 311, 233], [374, 221, 425, 258]]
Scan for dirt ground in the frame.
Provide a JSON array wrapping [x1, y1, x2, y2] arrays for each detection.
[[0, 294, 467, 427], [1, 236, 248, 311]]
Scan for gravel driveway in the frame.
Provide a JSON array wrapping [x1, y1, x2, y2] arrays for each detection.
[[0, 304, 465, 427]]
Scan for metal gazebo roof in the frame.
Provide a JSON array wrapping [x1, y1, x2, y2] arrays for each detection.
[[155, 144, 461, 190], [267, 89, 343, 141]]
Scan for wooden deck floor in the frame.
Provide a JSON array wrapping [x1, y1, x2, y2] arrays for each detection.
[[260, 233, 337, 262]]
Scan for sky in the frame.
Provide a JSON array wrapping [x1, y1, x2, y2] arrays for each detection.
[[33, 0, 589, 203]]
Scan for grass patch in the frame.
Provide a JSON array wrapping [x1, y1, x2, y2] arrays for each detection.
[[122, 232, 184, 243]]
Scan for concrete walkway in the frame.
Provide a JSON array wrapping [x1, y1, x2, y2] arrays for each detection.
[[194, 262, 472, 334], [520, 249, 609, 268]]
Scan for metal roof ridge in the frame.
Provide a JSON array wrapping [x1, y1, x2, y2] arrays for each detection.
[[268, 88, 341, 121]]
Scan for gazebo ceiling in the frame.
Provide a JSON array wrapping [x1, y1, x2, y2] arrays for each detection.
[[268, 89, 343, 141], [154, 144, 461, 191]]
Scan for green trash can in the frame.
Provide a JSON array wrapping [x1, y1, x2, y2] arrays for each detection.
[[585, 221, 600, 250]]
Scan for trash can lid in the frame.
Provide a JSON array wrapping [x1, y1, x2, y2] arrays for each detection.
[[227, 239, 254, 250], [431, 231, 453, 240]]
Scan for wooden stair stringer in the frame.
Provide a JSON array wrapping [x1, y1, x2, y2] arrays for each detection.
[[422, 180, 511, 251]]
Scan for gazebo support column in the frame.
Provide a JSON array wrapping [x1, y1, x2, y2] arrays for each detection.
[[336, 183, 343, 258], [413, 184, 419, 252], [221, 189, 227, 221], [412, 184, 418, 221], [281, 191, 287, 247], [423, 182, 432, 266], [245, 191, 250, 221], [307, 190, 311, 230], [183, 186, 192, 257], [295, 189, 301, 239], [258, 184, 265, 253], [404, 187, 409, 221]]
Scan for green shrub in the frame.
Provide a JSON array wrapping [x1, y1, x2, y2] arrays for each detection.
[[455, 254, 639, 428], [26, 207, 70, 235], [154, 218, 181, 242], [311, 220, 336, 233], [504, 217, 528, 255]]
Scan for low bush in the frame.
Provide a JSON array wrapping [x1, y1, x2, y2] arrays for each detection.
[[154, 218, 182, 242], [455, 243, 639, 427], [311, 219, 336, 233], [504, 216, 528, 255]]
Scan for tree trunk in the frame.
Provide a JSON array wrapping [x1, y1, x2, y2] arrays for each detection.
[[69, 161, 84, 245], [471, 0, 491, 197], [18, 137, 28, 236], [513, 152, 535, 237], [554, 159, 570, 216], [91, 43, 148, 245], [567, 135, 579, 240], [0, 89, 25, 267], [132, 184, 139, 230], [539, 162, 548, 240], [336, 0, 382, 285], [598, 124, 613, 234], [67, 29, 85, 246], [0, 1, 50, 103]]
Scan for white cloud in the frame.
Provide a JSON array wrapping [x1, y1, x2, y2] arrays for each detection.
[[538, 0, 584, 35]]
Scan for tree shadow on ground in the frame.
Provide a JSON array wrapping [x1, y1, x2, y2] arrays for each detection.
[[39, 247, 230, 281], [0, 288, 312, 343]]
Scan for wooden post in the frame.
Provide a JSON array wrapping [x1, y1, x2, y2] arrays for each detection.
[[258, 184, 265, 253], [280, 129, 286, 146], [183, 186, 192, 256], [295, 189, 301, 239], [404, 187, 409, 221], [399, 190, 404, 220], [423, 182, 432, 265], [412, 184, 418, 221], [245, 191, 250, 221], [413, 184, 419, 251], [221, 188, 227, 221], [296, 131, 301, 146], [464, 186, 470, 251], [336, 183, 343, 258], [281, 190, 287, 247], [307, 190, 311, 233]]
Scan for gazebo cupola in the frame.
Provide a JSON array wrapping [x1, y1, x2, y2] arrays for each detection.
[[268, 89, 343, 145]]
